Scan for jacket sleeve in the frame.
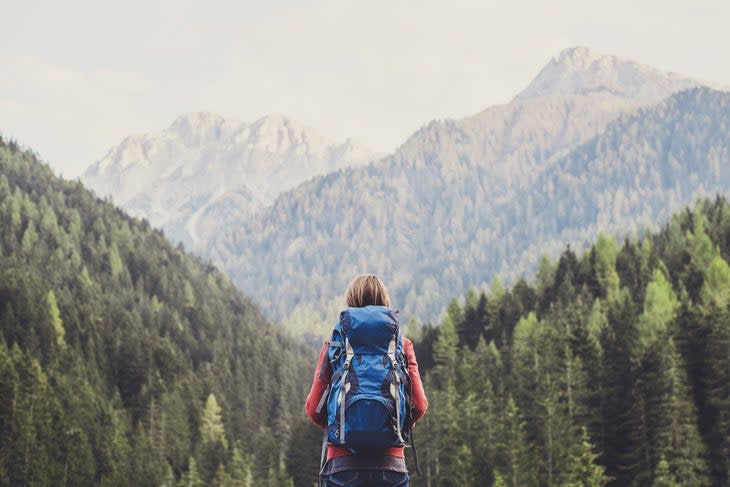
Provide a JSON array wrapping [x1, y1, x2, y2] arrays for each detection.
[[403, 337, 428, 427], [305, 340, 331, 429]]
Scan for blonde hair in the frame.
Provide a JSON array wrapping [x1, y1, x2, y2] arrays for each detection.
[[345, 274, 391, 308]]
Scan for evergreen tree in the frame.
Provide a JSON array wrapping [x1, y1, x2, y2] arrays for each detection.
[[213, 464, 232, 487], [178, 457, 203, 487], [559, 428, 610, 487], [498, 397, 538, 487], [600, 289, 641, 486], [228, 446, 253, 487], [702, 302, 730, 485], [285, 419, 321, 487], [200, 393, 228, 448], [651, 457, 679, 487], [492, 470, 508, 487], [6, 346, 55, 486], [637, 269, 678, 351], [45, 290, 66, 349]]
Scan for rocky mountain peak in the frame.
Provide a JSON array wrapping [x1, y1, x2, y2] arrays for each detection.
[[515, 46, 701, 102]]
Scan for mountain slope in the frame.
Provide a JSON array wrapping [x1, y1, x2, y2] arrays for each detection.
[[208, 48, 718, 324], [519, 88, 730, 257], [0, 137, 316, 486], [82, 113, 375, 248]]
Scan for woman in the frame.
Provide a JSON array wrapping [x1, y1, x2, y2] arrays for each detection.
[[305, 274, 428, 487]]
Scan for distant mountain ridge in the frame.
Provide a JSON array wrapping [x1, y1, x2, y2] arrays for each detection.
[[82, 113, 376, 248], [207, 49, 728, 326], [81, 46, 727, 328]]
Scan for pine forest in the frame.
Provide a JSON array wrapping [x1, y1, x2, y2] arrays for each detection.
[[1, 135, 730, 487], [0, 138, 316, 486]]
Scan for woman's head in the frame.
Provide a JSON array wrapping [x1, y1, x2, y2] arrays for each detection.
[[345, 273, 391, 308]]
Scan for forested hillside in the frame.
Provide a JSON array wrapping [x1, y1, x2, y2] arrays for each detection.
[[409, 197, 730, 487], [213, 87, 730, 330], [0, 137, 318, 486], [2, 132, 730, 487]]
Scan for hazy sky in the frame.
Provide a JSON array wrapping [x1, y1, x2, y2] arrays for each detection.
[[2, 0, 729, 177]]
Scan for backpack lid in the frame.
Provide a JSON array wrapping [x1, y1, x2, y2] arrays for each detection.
[[340, 305, 399, 351]]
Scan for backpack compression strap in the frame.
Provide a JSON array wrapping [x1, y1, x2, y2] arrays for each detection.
[[338, 337, 354, 443], [387, 334, 406, 445]]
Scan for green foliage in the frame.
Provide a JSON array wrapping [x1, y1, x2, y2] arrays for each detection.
[[0, 140, 304, 486], [499, 397, 538, 487], [178, 457, 203, 487], [45, 290, 66, 349], [4, 134, 730, 487], [637, 269, 678, 350], [492, 470, 508, 487], [652, 457, 679, 487], [410, 199, 730, 487], [200, 393, 228, 449], [560, 428, 610, 487], [699, 256, 730, 307]]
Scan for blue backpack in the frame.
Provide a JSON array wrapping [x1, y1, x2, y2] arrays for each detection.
[[316, 305, 411, 451]]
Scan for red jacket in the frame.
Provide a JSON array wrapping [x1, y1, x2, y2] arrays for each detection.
[[305, 337, 428, 460]]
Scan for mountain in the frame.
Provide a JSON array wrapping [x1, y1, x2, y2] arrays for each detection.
[[208, 48, 720, 325], [82, 113, 376, 248], [0, 137, 319, 486], [516, 46, 702, 101]]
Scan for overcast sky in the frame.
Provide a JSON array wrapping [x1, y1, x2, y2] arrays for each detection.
[[2, 0, 729, 178]]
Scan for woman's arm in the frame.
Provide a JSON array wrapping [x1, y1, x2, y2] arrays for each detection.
[[304, 340, 331, 429], [403, 337, 428, 426]]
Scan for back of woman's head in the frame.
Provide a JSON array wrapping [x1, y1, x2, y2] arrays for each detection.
[[345, 274, 391, 308]]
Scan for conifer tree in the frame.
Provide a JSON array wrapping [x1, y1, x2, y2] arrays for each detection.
[[285, 418, 320, 487], [702, 302, 730, 485], [651, 457, 679, 487], [228, 446, 252, 487], [600, 288, 641, 486], [498, 397, 538, 487], [637, 269, 678, 351], [200, 393, 228, 448], [99, 409, 133, 487], [213, 464, 232, 487], [492, 470, 508, 487], [159, 464, 177, 487], [0, 341, 16, 445], [61, 427, 96, 486], [559, 428, 610, 487], [6, 346, 55, 486], [178, 457, 203, 487], [593, 234, 620, 298], [45, 290, 66, 349]]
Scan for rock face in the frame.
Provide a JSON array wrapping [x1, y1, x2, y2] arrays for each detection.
[[210, 48, 724, 323], [516, 46, 703, 101], [82, 113, 375, 248]]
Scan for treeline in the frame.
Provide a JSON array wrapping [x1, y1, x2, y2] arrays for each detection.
[[0, 137, 319, 487], [409, 197, 730, 487]]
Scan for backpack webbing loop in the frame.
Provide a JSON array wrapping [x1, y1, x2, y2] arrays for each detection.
[[315, 383, 330, 416]]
